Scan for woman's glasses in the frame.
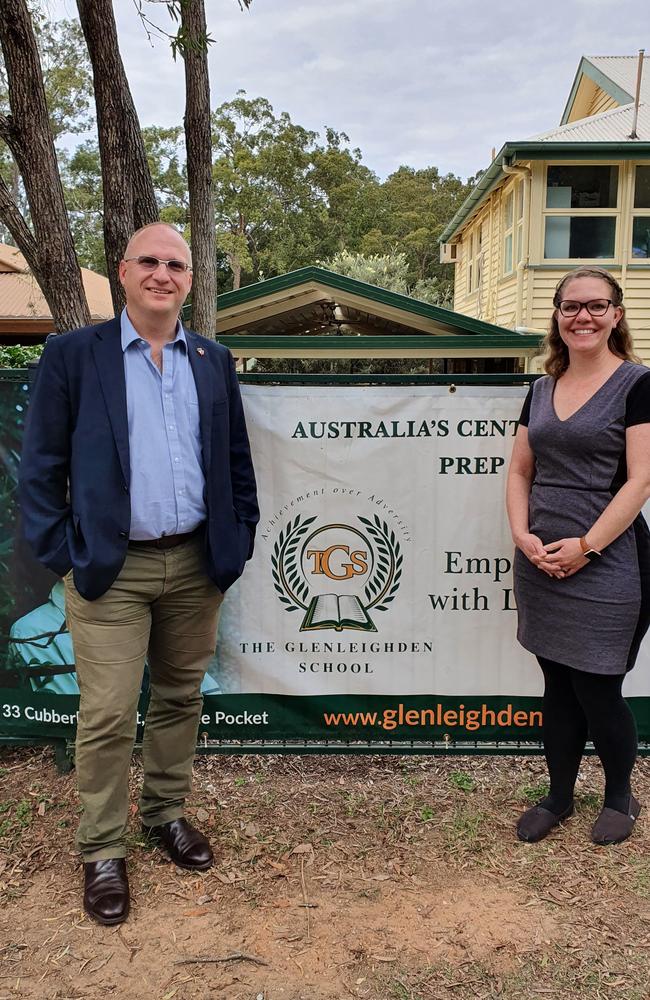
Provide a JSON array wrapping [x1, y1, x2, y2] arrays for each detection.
[[557, 299, 613, 318], [123, 255, 192, 274]]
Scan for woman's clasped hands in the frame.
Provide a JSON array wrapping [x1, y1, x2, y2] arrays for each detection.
[[516, 532, 589, 579]]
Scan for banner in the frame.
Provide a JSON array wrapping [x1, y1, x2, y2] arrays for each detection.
[[2, 380, 649, 745]]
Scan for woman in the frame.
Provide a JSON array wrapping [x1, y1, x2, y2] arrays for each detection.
[[507, 267, 650, 845]]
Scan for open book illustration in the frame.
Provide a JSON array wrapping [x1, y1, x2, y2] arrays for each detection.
[[300, 594, 377, 632]]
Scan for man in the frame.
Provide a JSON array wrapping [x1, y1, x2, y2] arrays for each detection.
[[19, 223, 259, 926]]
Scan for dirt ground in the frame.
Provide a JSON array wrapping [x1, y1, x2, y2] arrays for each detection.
[[2, 749, 650, 1000]]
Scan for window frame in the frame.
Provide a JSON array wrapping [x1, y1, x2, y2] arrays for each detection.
[[631, 164, 650, 260], [466, 222, 483, 294], [541, 161, 621, 264], [502, 188, 515, 276]]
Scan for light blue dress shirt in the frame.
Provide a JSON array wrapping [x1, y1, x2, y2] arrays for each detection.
[[121, 309, 207, 540]]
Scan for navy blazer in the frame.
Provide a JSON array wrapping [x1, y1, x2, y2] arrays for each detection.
[[19, 318, 259, 600]]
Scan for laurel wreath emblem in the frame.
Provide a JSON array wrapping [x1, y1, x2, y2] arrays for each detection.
[[271, 514, 317, 612], [358, 515, 402, 610], [272, 513, 402, 617]]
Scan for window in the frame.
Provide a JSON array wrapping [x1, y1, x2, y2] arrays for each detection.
[[515, 181, 524, 264], [632, 166, 650, 259], [503, 191, 514, 274], [467, 224, 483, 293], [474, 224, 483, 292], [543, 165, 619, 260]]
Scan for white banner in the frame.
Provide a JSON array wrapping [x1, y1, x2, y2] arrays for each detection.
[[214, 385, 649, 701]]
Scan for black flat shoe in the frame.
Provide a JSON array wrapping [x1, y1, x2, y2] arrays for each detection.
[[591, 795, 641, 845], [516, 802, 574, 843], [83, 858, 130, 925], [142, 817, 213, 870]]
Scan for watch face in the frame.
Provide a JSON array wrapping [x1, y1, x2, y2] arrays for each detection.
[[584, 549, 600, 561]]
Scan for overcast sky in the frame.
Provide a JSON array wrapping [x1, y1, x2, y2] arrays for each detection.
[[49, 0, 647, 181]]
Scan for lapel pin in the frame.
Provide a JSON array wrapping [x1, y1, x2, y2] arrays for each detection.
[[196, 347, 205, 356]]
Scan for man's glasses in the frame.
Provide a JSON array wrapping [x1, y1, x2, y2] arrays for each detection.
[[123, 255, 192, 274], [557, 299, 613, 318]]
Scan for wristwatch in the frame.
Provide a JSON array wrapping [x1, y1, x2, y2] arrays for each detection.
[[579, 536, 601, 561]]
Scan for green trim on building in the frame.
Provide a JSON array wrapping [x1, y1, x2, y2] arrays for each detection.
[[208, 266, 516, 338], [560, 57, 633, 126], [440, 142, 650, 243], [219, 334, 542, 352]]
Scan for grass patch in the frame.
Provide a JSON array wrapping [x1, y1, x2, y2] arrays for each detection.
[[442, 803, 491, 855], [448, 770, 475, 792], [519, 780, 549, 803], [576, 789, 601, 810]]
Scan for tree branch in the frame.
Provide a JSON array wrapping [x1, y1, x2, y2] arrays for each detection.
[[0, 171, 41, 281]]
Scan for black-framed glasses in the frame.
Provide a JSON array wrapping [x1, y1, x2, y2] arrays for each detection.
[[123, 255, 192, 274], [557, 298, 613, 317]]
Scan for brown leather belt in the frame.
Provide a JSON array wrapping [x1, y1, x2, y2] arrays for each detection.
[[128, 525, 204, 550]]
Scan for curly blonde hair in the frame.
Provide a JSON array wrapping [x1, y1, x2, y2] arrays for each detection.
[[542, 268, 640, 379]]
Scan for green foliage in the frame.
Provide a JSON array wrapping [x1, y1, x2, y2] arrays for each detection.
[[0, 345, 43, 368], [0, 17, 93, 140], [359, 166, 472, 304], [322, 249, 443, 305], [520, 780, 550, 803], [448, 770, 476, 793]]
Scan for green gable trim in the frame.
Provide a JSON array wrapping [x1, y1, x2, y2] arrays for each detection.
[[218, 334, 542, 352], [440, 142, 650, 243], [560, 57, 634, 126], [217, 266, 510, 336], [185, 266, 519, 338]]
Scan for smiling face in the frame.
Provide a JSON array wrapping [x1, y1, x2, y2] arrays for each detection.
[[555, 275, 623, 359], [119, 224, 192, 329]]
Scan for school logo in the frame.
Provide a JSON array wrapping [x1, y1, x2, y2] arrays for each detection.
[[272, 515, 402, 632]]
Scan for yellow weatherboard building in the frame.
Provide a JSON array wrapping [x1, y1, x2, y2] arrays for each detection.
[[440, 55, 650, 368]]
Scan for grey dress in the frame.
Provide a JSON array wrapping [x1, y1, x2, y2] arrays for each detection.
[[514, 361, 650, 675]]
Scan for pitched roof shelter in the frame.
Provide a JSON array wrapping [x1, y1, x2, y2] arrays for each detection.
[[208, 266, 541, 368], [0, 243, 113, 341]]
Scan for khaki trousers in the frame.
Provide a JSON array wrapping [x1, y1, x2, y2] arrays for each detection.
[[64, 536, 223, 861]]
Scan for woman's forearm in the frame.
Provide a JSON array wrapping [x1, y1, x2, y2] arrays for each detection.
[[585, 478, 650, 553], [506, 469, 532, 545]]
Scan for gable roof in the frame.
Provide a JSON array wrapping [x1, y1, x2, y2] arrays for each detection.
[[561, 55, 650, 124], [440, 54, 650, 244], [0, 243, 113, 332], [192, 267, 542, 358]]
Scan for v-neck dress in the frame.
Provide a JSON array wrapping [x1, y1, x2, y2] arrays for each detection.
[[514, 361, 650, 674]]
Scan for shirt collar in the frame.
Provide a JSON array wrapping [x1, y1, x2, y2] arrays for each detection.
[[120, 308, 187, 353]]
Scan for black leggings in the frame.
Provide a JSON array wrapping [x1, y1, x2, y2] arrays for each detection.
[[538, 656, 638, 814]]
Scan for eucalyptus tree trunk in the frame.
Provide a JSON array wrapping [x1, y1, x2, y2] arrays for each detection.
[[0, 0, 91, 331], [76, 0, 159, 313], [181, 0, 217, 337]]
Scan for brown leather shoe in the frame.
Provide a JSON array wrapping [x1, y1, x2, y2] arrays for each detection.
[[83, 858, 130, 926], [142, 818, 213, 870], [591, 795, 641, 845]]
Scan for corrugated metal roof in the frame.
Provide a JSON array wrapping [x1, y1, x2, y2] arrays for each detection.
[[0, 243, 113, 322], [0, 243, 28, 273], [530, 102, 650, 142], [587, 55, 650, 103]]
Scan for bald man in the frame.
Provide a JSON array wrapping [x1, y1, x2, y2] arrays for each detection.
[[19, 223, 259, 925]]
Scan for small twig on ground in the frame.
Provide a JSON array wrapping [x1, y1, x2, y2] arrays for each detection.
[[300, 855, 311, 943], [173, 952, 268, 967]]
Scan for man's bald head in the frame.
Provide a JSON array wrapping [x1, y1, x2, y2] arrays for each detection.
[[124, 223, 192, 265]]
